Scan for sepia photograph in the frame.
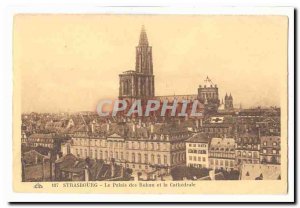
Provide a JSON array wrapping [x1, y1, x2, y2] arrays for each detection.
[[11, 8, 293, 198]]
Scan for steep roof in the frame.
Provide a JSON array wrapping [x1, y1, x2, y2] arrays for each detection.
[[186, 133, 210, 143]]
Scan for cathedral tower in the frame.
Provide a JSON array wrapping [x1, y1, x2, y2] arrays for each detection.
[[135, 25, 153, 75], [119, 26, 155, 102], [224, 93, 234, 110]]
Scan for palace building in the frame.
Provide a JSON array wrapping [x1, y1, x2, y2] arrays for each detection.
[[61, 122, 189, 176]]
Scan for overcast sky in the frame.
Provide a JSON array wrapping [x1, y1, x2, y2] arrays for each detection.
[[14, 14, 288, 113]]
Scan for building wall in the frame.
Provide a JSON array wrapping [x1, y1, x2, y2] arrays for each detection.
[[260, 136, 281, 164], [62, 133, 187, 172], [208, 138, 236, 170], [186, 142, 209, 168], [235, 136, 260, 165]]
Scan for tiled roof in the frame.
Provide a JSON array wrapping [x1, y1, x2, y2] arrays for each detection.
[[210, 137, 235, 147]]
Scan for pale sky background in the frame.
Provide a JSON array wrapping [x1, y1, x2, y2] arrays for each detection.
[[13, 15, 288, 113]]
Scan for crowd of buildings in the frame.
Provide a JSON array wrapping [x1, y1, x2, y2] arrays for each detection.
[[20, 26, 282, 182]]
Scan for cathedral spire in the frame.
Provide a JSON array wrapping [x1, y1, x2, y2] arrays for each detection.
[[139, 25, 149, 46]]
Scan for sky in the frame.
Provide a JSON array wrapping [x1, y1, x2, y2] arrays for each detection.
[[13, 14, 288, 113]]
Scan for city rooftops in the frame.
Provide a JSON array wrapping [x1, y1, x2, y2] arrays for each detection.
[[210, 137, 235, 147], [28, 133, 57, 139]]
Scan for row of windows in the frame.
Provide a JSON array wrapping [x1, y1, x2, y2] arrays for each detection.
[[236, 138, 259, 144], [29, 143, 53, 148], [262, 149, 280, 154], [188, 156, 206, 162], [188, 143, 207, 148], [199, 92, 217, 99], [237, 144, 259, 148], [236, 151, 259, 158], [27, 138, 54, 143], [210, 159, 234, 167], [188, 149, 207, 154], [203, 128, 229, 133], [209, 152, 235, 159], [74, 148, 170, 165], [262, 141, 279, 146], [73, 139, 174, 151], [210, 147, 234, 152], [188, 163, 207, 168], [74, 140, 278, 149]]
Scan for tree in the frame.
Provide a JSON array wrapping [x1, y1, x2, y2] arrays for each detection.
[[170, 166, 186, 180]]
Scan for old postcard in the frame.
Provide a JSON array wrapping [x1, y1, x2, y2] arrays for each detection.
[[12, 11, 291, 196]]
